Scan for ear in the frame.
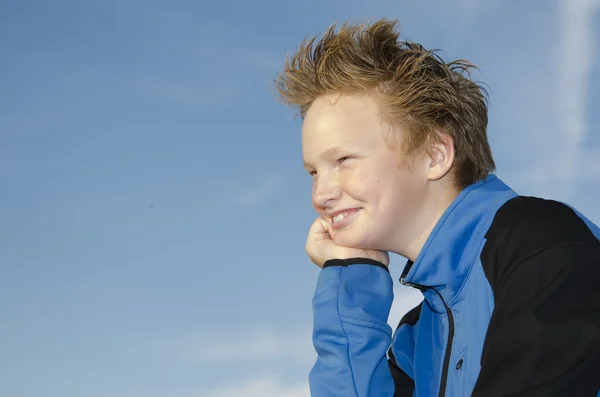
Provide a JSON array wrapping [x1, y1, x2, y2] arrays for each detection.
[[426, 131, 455, 181]]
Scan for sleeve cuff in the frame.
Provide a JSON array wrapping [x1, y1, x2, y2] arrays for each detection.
[[323, 257, 389, 272]]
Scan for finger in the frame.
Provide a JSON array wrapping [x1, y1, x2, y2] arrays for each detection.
[[308, 217, 330, 238]]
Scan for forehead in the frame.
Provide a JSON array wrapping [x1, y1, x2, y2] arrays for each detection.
[[301, 93, 383, 152]]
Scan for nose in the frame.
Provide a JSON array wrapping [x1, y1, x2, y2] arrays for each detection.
[[312, 172, 342, 210]]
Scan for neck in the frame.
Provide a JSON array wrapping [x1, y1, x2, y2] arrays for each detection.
[[397, 181, 460, 262]]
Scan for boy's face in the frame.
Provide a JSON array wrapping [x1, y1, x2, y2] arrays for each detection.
[[302, 93, 430, 252]]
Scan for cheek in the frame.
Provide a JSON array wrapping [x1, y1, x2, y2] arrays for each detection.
[[338, 171, 370, 201], [357, 174, 389, 205], [382, 173, 426, 215], [372, 172, 413, 217]]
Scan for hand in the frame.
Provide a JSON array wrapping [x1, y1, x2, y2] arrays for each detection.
[[305, 217, 390, 268]]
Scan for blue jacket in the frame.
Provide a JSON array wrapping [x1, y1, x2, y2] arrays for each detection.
[[309, 175, 600, 396]]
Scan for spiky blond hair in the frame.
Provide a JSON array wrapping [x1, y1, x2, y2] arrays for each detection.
[[274, 18, 495, 188]]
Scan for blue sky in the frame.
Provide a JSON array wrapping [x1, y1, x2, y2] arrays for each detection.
[[1, 0, 599, 396]]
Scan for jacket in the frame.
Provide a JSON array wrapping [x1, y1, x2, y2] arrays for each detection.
[[309, 174, 600, 396]]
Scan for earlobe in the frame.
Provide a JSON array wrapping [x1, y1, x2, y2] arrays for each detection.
[[427, 132, 455, 181]]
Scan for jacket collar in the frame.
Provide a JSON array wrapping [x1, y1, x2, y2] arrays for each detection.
[[400, 174, 517, 308]]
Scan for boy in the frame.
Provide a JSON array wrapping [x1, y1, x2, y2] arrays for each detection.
[[274, 19, 600, 396]]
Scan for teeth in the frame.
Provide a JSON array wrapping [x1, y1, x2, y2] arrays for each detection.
[[333, 213, 347, 223]]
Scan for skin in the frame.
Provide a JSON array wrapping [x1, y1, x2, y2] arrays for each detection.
[[302, 92, 460, 267]]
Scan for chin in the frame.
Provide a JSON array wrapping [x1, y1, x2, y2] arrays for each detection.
[[334, 230, 381, 251]]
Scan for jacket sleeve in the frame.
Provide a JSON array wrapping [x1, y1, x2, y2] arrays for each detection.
[[309, 258, 395, 397], [472, 243, 600, 397]]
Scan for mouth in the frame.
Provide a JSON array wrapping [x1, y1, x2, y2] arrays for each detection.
[[329, 208, 362, 229]]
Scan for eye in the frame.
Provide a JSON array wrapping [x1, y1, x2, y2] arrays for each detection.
[[338, 156, 354, 164]]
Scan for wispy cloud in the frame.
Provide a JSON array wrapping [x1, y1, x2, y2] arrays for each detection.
[[169, 327, 314, 365], [555, 0, 600, 193], [201, 377, 309, 397], [119, 377, 309, 397], [224, 173, 285, 209], [506, 0, 600, 199]]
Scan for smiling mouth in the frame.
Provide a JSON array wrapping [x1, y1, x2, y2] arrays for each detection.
[[330, 208, 361, 228]]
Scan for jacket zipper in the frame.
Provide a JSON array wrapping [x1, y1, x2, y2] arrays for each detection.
[[401, 279, 455, 397]]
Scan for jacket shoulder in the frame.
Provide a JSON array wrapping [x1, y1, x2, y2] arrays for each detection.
[[481, 196, 599, 289], [485, 196, 598, 250]]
